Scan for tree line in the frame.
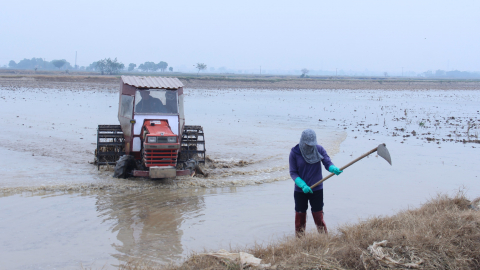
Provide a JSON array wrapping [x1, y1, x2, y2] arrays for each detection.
[[6, 57, 173, 74], [7, 57, 211, 76], [87, 60, 172, 73], [8, 58, 73, 70], [420, 70, 480, 79]]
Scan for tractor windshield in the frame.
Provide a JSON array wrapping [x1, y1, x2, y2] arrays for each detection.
[[134, 89, 178, 114]]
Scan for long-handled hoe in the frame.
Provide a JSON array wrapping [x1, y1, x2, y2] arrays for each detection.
[[310, 143, 392, 189]]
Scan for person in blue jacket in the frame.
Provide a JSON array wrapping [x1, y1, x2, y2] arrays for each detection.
[[289, 129, 342, 236]]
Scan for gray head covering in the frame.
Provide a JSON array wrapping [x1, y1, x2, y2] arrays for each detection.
[[299, 129, 323, 164]]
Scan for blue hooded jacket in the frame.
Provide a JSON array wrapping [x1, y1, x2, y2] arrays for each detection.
[[289, 144, 334, 192]]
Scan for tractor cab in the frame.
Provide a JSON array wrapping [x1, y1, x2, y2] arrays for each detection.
[[96, 76, 205, 178]]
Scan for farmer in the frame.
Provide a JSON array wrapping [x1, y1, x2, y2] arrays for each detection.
[[136, 90, 165, 113], [289, 129, 343, 236]]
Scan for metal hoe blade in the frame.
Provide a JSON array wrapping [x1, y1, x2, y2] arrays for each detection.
[[310, 143, 393, 189], [377, 143, 392, 165]]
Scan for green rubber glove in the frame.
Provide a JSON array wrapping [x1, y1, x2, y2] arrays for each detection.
[[295, 177, 313, 194], [329, 165, 343, 175]]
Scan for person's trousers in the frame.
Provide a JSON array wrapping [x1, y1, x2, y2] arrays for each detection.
[[294, 189, 327, 235], [294, 189, 323, 213]]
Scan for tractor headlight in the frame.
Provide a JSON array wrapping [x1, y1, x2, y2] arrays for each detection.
[[147, 136, 156, 143], [167, 137, 176, 143]]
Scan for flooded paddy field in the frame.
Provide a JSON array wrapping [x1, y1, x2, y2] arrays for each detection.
[[0, 83, 479, 269]]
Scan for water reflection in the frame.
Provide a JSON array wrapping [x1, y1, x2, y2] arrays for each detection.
[[94, 188, 212, 264]]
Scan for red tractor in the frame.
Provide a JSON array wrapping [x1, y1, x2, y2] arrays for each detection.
[[95, 76, 205, 178]]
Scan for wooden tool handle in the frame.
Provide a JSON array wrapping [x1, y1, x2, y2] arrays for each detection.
[[310, 146, 378, 189]]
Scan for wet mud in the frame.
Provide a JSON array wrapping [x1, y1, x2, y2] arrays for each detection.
[[1, 83, 479, 269], [331, 91, 479, 146]]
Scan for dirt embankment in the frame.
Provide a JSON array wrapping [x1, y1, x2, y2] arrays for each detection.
[[181, 77, 480, 90], [0, 75, 119, 91], [1, 73, 480, 90], [123, 193, 480, 270]]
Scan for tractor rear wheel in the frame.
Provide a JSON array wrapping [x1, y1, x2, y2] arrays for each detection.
[[113, 155, 136, 178]]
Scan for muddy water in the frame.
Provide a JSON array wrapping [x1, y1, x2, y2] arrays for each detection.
[[0, 87, 345, 191], [1, 87, 479, 269]]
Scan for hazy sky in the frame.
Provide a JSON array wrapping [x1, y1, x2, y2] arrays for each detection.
[[1, 0, 479, 73]]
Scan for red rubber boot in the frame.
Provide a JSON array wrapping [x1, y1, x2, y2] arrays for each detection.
[[312, 211, 328, 234], [295, 212, 307, 237]]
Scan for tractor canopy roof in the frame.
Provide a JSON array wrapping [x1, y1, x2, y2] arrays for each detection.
[[121, 76, 184, 90]]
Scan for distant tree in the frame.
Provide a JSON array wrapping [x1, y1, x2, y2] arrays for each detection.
[[115, 60, 125, 74], [96, 59, 107, 75], [383, 72, 388, 77], [420, 70, 433, 77], [104, 58, 124, 75], [20, 58, 48, 69], [16, 58, 34, 69], [300, 68, 309, 78], [444, 70, 479, 78], [8, 60, 16, 68], [147, 62, 158, 72], [138, 62, 157, 72], [51, 59, 67, 69], [128, 63, 136, 72], [87, 58, 124, 75], [169, 67, 173, 72], [435, 70, 446, 77], [195, 63, 207, 75], [86, 61, 97, 71], [157, 61, 168, 72]]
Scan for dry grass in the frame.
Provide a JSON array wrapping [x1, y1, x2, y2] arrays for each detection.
[[126, 192, 480, 269]]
